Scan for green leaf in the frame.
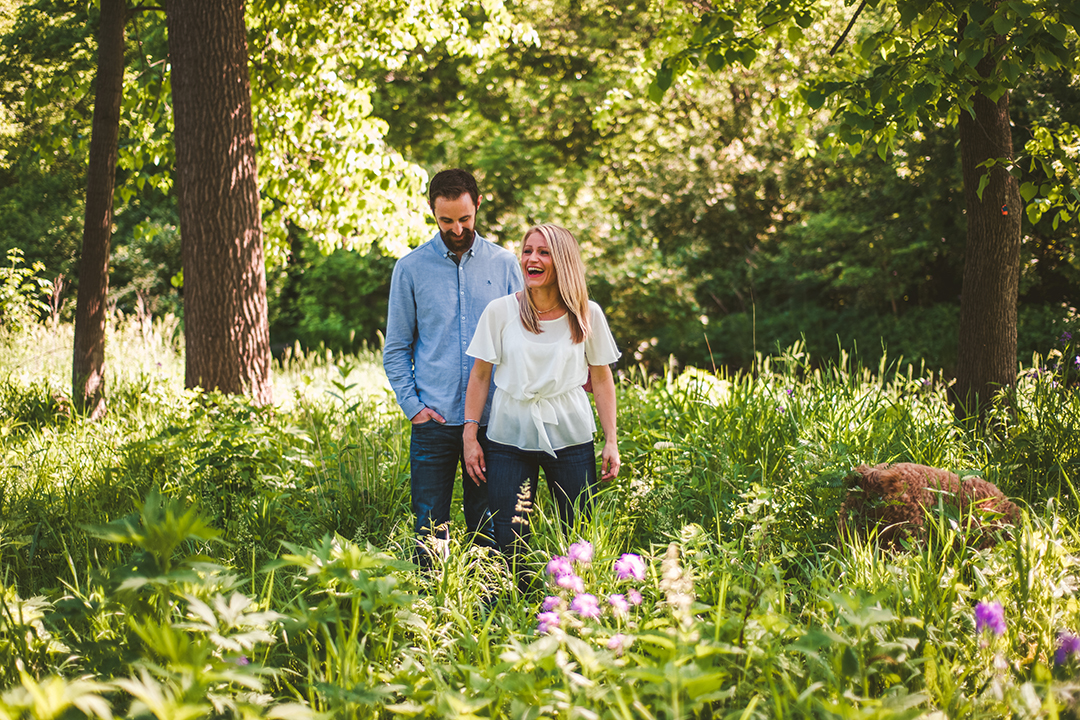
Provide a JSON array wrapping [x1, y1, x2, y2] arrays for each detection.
[[1020, 182, 1038, 202], [992, 11, 1012, 36], [706, 50, 726, 72], [1063, 8, 1080, 33], [1001, 59, 1021, 86], [804, 88, 827, 110], [911, 83, 935, 106], [788, 25, 804, 43], [1026, 202, 1044, 224], [647, 79, 667, 104], [976, 172, 991, 200], [984, 81, 1008, 102], [967, 3, 992, 23], [656, 65, 674, 91], [842, 646, 861, 676], [1046, 23, 1067, 42], [877, 139, 889, 161]]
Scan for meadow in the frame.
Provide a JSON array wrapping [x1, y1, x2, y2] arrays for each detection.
[[2, 315, 1080, 719]]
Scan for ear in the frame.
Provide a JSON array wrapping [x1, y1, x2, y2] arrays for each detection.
[[475, 194, 483, 211]]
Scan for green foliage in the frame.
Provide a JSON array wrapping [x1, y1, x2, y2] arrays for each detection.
[[2, 320, 1080, 716], [661, 0, 1080, 224], [109, 191, 183, 319], [0, 248, 50, 333], [269, 239, 395, 354]]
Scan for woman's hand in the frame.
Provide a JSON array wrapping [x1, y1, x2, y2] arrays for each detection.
[[464, 431, 487, 485], [600, 437, 620, 481], [463, 360, 493, 485]]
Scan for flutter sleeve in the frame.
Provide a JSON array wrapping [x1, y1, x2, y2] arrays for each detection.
[[467, 295, 508, 365], [584, 301, 620, 366]]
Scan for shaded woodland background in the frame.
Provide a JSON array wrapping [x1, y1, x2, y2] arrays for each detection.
[[1, 0, 1077, 380]]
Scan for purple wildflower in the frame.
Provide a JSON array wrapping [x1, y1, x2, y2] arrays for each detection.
[[537, 612, 561, 634], [607, 633, 632, 655], [786, 388, 794, 397], [546, 555, 573, 579], [627, 588, 643, 606], [235, 655, 250, 666], [1060, 331, 1073, 345], [609, 593, 629, 616], [570, 593, 602, 619], [568, 541, 594, 565], [542, 595, 562, 612], [614, 553, 646, 582], [974, 601, 1006, 636], [1075, 355, 1079, 368], [556, 574, 585, 593], [1056, 632, 1080, 665]]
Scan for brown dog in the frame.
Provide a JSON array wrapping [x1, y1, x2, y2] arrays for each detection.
[[839, 462, 1020, 549]]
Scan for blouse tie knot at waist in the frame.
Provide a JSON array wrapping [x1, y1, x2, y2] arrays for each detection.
[[523, 392, 560, 456]]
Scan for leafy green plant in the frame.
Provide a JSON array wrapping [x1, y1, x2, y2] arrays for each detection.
[[0, 248, 50, 334]]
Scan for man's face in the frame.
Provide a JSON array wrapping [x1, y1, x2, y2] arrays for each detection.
[[432, 193, 481, 255]]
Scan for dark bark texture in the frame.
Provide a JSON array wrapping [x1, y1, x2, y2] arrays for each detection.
[[953, 29, 1022, 418], [167, 0, 272, 405], [72, 0, 126, 419]]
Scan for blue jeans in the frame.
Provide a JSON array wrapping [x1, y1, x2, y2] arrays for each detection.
[[485, 440, 597, 581], [410, 421, 495, 566]]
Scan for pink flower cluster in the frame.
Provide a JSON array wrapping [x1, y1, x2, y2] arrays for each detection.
[[536, 542, 647, 640]]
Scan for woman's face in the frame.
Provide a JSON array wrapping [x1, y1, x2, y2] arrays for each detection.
[[521, 231, 557, 290]]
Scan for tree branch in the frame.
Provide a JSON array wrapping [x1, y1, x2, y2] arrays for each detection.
[[830, 0, 868, 56]]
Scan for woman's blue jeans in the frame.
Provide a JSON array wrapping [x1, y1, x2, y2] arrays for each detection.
[[485, 440, 597, 587], [410, 421, 495, 568]]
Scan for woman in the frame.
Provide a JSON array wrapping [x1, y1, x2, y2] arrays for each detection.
[[462, 224, 620, 578]]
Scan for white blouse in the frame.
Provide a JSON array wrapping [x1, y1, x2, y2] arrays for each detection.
[[467, 294, 621, 456]]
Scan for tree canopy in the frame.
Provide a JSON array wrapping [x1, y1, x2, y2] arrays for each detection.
[[1, 0, 1077, 383]]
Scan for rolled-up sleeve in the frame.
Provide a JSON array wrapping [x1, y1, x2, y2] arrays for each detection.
[[383, 262, 425, 420]]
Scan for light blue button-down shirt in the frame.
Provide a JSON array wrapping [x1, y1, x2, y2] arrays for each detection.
[[383, 231, 523, 425]]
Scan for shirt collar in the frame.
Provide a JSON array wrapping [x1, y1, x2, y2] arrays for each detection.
[[434, 232, 480, 260]]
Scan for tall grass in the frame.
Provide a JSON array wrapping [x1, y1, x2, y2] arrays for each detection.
[[1, 317, 1079, 718]]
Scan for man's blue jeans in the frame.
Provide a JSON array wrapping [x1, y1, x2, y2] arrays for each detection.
[[410, 420, 496, 567], [485, 440, 597, 587]]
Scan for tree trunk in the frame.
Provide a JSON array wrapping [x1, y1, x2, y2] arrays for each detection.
[[167, 0, 272, 405], [952, 37, 1022, 418], [72, 0, 126, 419]]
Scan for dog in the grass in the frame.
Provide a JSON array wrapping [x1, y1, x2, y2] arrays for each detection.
[[839, 462, 1020, 549]]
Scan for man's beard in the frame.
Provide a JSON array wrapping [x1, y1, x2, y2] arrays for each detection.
[[441, 227, 475, 254]]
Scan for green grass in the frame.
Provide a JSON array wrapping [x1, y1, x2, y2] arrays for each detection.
[[1, 317, 1080, 718]]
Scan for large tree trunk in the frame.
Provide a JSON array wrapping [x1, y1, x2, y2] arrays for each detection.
[[952, 31, 1022, 419], [72, 0, 126, 419], [167, 0, 272, 405]]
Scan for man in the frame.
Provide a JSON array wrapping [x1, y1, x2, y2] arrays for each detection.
[[383, 169, 523, 566]]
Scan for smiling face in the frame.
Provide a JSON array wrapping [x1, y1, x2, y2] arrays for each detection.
[[521, 230, 557, 290], [432, 193, 480, 255]]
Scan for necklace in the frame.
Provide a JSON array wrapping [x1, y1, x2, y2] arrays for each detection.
[[530, 293, 561, 314]]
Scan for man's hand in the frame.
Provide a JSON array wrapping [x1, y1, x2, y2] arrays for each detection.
[[411, 407, 446, 425]]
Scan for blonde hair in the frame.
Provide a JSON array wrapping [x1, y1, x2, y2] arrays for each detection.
[[518, 224, 591, 343]]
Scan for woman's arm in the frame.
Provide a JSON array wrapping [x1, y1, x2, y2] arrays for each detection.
[[463, 359, 493, 484], [589, 363, 620, 481]]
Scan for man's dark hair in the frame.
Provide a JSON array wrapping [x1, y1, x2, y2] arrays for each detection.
[[428, 169, 480, 209]]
